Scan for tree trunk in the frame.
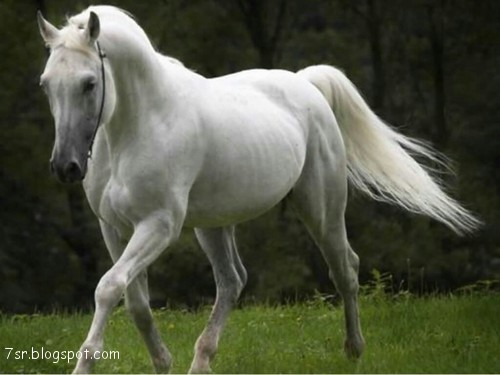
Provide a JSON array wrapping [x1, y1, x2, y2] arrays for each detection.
[[367, 0, 386, 114], [237, 0, 287, 69], [342, 0, 386, 114], [34, 0, 46, 14], [428, 1, 448, 147]]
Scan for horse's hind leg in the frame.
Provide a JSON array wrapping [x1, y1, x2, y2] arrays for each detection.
[[290, 134, 365, 358], [189, 226, 247, 374]]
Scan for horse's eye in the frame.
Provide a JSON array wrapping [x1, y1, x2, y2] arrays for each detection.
[[82, 78, 96, 93]]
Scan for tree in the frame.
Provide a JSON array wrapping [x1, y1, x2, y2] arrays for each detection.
[[236, 0, 288, 68], [342, 0, 386, 113], [427, 0, 447, 147]]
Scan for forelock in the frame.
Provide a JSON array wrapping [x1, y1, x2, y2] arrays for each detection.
[[45, 15, 94, 56]]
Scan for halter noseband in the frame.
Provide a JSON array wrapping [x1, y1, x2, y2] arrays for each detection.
[[88, 41, 107, 159]]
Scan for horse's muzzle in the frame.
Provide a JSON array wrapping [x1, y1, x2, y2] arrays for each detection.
[[50, 158, 85, 183]]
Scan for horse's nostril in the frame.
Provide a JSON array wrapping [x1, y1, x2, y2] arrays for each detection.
[[50, 157, 85, 183], [65, 161, 82, 181]]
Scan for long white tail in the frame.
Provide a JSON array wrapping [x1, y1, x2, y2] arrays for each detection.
[[298, 65, 480, 235]]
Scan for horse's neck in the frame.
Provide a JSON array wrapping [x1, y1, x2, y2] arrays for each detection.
[[104, 50, 204, 155], [98, 14, 204, 128]]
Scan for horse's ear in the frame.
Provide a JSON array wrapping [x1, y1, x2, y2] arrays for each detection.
[[85, 11, 100, 45], [37, 10, 59, 45]]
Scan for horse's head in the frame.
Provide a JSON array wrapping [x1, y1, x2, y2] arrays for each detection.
[[38, 11, 114, 183]]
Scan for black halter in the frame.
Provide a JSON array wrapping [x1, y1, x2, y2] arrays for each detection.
[[87, 41, 107, 159]]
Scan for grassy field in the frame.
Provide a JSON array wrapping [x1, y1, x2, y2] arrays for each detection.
[[0, 293, 499, 374]]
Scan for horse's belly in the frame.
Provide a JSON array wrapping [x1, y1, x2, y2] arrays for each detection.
[[185, 125, 305, 227], [185, 173, 297, 228]]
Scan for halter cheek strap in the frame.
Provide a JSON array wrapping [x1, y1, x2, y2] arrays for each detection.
[[88, 41, 107, 159]]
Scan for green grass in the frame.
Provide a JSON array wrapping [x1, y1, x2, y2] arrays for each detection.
[[0, 294, 499, 373]]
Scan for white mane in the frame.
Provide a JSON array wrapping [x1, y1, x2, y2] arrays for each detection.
[[47, 6, 182, 65]]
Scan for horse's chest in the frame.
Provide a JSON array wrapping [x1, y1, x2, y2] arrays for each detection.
[[98, 181, 134, 237]]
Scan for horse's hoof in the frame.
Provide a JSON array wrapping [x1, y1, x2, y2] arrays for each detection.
[[188, 366, 212, 374], [344, 337, 365, 359]]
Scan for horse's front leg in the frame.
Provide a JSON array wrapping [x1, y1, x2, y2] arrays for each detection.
[[99, 221, 172, 373], [72, 214, 182, 374]]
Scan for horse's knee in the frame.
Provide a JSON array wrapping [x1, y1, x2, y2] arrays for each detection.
[[95, 272, 126, 307]]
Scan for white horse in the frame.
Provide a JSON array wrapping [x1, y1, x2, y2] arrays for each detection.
[[37, 6, 479, 374]]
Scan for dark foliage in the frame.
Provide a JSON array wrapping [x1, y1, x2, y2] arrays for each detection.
[[0, 0, 498, 313]]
